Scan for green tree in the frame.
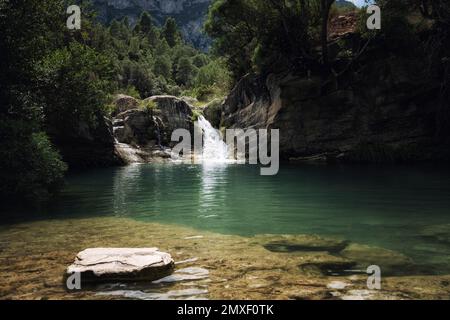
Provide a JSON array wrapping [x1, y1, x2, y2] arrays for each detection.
[[39, 42, 116, 138], [161, 17, 181, 47], [154, 54, 173, 79], [176, 57, 198, 86], [135, 11, 153, 34], [0, 0, 67, 201]]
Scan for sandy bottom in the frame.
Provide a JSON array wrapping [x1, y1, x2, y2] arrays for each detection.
[[0, 217, 449, 300]]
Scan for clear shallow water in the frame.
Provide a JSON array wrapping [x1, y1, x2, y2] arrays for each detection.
[[3, 163, 450, 274]]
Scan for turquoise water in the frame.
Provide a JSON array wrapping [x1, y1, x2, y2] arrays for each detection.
[[3, 163, 450, 273]]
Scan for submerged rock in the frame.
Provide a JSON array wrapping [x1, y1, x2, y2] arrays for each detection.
[[152, 267, 209, 284], [299, 255, 357, 276], [66, 248, 174, 282], [420, 224, 450, 245], [340, 244, 415, 276], [97, 288, 208, 300], [256, 234, 349, 254]]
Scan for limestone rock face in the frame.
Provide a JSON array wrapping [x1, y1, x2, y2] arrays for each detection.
[[111, 95, 194, 163], [144, 95, 194, 146], [91, 0, 212, 50], [67, 248, 174, 282], [220, 56, 448, 163]]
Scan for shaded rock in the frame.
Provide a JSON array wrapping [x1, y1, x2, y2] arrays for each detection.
[[144, 95, 194, 146], [115, 109, 157, 147], [51, 113, 123, 168], [203, 98, 223, 129], [220, 53, 446, 162], [66, 248, 174, 282]]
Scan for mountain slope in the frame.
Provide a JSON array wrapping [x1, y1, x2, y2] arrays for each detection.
[[91, 0, 212, 50]]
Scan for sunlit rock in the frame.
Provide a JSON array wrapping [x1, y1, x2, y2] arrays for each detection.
[[67, 248, 174, 282]]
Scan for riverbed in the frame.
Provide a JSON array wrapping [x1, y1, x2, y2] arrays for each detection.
[[1, 163, 450, 299]]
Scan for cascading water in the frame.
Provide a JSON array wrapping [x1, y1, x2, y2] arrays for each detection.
[[197, 116, 229, 163]]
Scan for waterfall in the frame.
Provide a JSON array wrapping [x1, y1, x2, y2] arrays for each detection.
[[197, 116, 229, 163]]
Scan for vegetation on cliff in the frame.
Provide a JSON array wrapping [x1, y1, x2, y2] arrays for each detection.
[[205, 0, 450, 159]]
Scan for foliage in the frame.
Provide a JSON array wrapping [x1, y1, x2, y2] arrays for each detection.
[[39, 42, 116, 135], [205, 0, 330, 79], [0, 0, 67, 202], [0, 0, 228, 202]]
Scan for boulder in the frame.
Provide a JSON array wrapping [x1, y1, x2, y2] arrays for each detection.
[[143, 95, 194, 146], [112, 94, 139, 116], [52, 112, 123, 168], [114, 109, 157, 146], [66, 248, 174, 282], [111, 95, 195, 164]]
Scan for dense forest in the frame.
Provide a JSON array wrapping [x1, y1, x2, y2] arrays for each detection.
[[1, 0, 449, 202]]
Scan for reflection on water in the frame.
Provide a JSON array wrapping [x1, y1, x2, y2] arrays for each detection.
[[2, 163, 450, 274], [198, 163, 228, 218]]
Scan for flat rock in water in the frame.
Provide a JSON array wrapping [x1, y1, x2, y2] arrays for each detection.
[[67, 248, 174, 282]]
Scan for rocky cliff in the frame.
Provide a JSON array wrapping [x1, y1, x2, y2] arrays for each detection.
[[92, 0, 211, 50], [215, 57, 449, 163], [51, 112, 124, 169], [112, 94, 194, 163], [53, 95, 195, 168]]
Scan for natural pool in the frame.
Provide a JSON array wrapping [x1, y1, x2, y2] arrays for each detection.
[[1, 163, 450, 299]]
